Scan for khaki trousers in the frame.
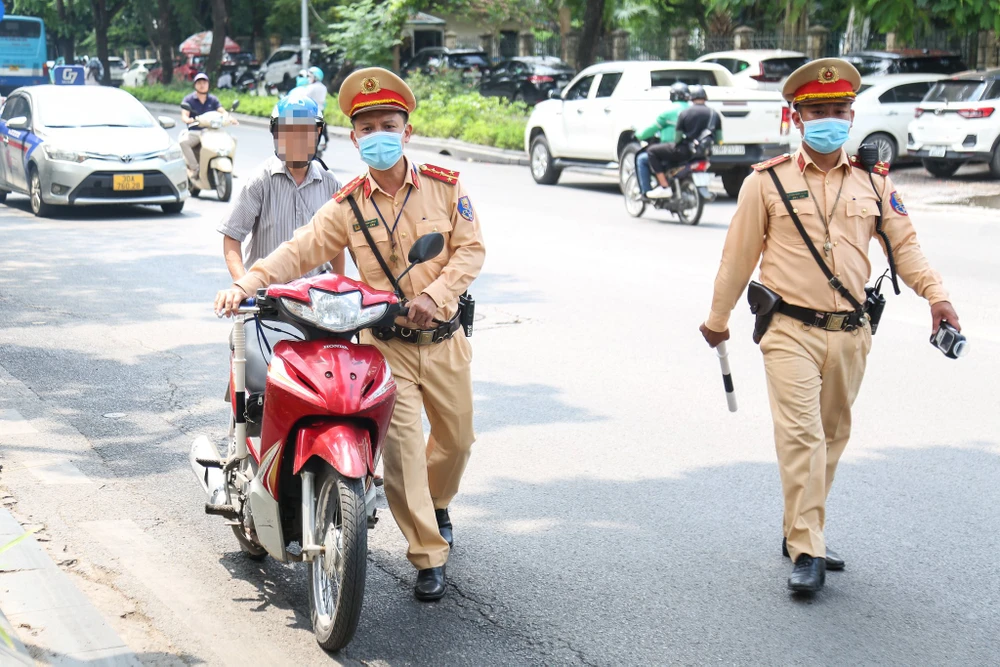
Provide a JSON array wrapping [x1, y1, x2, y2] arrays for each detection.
[[760, 312, 872, 562], [362, 332, 476, 570], [179, 131, 202, 174]]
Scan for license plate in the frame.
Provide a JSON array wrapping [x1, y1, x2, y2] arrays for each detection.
[[9, 65, 20, 72], [928, 146, 947, 158], [692, 172, 713, 186], [113, 174, 144, 191], [712, 144, 745, 156]]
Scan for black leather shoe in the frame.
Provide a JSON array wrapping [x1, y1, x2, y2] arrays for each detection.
[[788, 554, 826, 593], [436, 508, 453, 548], [783, 538, 845, 571], [414, 566, 446, 602]]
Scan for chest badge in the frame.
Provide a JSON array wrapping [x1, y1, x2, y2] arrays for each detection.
[[890, 191, 907, 216], [352, 219, 379, 232], [457, 195, 475, 222]]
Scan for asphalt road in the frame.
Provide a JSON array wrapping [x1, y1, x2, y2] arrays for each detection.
[[1, 113, 999, 666]]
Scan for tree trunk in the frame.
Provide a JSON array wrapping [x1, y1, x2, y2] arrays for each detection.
[[576, 0, 606, 69], [206, 0, 228, 80], [90, 0, 128, 85], [157, 0, 174, 84]]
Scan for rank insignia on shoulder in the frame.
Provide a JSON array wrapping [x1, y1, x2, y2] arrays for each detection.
[[333, 175, 366, 203], [352, 219, 380, 232], [873, 160, 890, 176], [457, 195, 475, 222], [890, 191, 907, 216], [752, 153, 791, 172], [419, 163, 460, 185]]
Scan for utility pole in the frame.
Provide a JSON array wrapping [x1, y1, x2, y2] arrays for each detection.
[[301, 0, 311, 71]]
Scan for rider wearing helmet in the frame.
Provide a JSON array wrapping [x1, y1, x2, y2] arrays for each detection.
[[289, 66, 330, 148], [218, 96, 343, 282], [633, 82, 691, 195], [646, 83, 722, 199]]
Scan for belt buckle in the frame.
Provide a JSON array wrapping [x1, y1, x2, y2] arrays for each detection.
[[825, 314, 847, 331], [417, 330, 435, 345]]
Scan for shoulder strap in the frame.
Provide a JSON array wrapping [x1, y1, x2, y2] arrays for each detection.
[[346, 195, 404, 297], [765, 168, 864, 311]]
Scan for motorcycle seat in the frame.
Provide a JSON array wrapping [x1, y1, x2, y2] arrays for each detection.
[[235, 320, 304, 394]]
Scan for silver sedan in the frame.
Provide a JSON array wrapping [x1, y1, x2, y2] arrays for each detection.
[[0, 84, 189, 217]]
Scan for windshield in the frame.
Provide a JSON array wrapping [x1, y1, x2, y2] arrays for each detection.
[[0, 19, 42, 39], [37, 90, 156, 128], [448, 54, 490, 68], [899, 57, 966, 74], [651, 69, 719, 87], [925, 80, 986, 103], [762, 57, 808, 77]]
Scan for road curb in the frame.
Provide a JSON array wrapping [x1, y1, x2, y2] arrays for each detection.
[[0, 505, 140, 665], [141, 101, 530, 166]]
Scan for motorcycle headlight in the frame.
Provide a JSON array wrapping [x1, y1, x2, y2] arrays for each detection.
[[281, 290, 388, 333], [43, 145, 85, 163], [210, 118, 223, 129], [216, 147, 229, 157]]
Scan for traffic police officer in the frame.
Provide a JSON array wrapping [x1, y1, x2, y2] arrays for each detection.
[[699, 58, 961, 593], [215, 68, 485, 601]]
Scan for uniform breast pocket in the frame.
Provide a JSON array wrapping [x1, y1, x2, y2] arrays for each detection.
[[349, 222, 392, 269], [766, 199, 816, 245], [844, 197, 878, 244], [415, 218, 453, 264]]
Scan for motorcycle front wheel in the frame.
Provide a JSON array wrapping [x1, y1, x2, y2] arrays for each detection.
[[308, 467, 367, 652], [675, 178, 704, 226], [215, 170, 233, 202]]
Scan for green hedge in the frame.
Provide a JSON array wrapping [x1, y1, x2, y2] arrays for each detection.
[[125, 77, 529, 151]]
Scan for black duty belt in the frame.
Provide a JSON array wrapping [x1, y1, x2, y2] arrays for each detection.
[[374, 317, 461, 345], [778, 302, 867, 332]]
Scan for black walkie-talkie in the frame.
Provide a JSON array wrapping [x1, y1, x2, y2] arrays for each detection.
[[858, 141, 901, 297], [858, 143, 880, 173]]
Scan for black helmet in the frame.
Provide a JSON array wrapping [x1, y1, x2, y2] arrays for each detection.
[[669, 82, 690, 102], [688, 84, 707, 101]]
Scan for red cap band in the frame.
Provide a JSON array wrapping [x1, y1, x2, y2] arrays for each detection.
[[349, 90, 409, 117], [793, 78, 856, 104]]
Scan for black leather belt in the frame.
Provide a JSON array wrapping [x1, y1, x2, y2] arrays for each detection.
[[778, 302, 867, 331], [374, 317, 461, 345]]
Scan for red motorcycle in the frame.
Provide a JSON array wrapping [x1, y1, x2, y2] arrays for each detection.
[[191, 234, 444, 651]]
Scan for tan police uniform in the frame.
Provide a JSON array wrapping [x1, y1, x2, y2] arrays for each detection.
[[705, 59, 949, 563], [234, 71, 486, 572]]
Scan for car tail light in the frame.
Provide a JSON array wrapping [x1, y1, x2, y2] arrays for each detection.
[[750, 62, 780, 83], [780, 106, 791, 135], [957, 107, 994, 119], [528, 75, 554, 85], [915, 108, 926, 118], [690, 160, 711, 172], [42, 62, 49, 77]]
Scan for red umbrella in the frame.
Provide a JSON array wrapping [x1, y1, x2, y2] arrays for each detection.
[[179, 31, 241, 56]]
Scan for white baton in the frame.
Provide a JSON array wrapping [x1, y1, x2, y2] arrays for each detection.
[[716, 341, 738, 412]]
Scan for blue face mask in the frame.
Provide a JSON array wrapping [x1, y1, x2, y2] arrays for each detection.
[[358, 131, 405, 171], [801, 118, 851, 154]]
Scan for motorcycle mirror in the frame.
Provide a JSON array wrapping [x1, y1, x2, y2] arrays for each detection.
[[408, 232, 444, 265], [231, 99, 240, 112], [180, 102, 193, 112]]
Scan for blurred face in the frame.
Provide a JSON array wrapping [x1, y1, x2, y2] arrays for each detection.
[[792, 101, 854, 134], [275, 123, 319, 167], [350, 110, 412, 145], [194, 79, 210, 95]]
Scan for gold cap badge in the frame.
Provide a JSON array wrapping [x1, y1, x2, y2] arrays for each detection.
[[361, 77, 381, 95], [818, 66, 840, 85]]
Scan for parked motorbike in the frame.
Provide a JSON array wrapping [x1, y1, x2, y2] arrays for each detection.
[[192, 232, 444, 652], [179, 100, 240, 202], [623, 142, 717, 226]]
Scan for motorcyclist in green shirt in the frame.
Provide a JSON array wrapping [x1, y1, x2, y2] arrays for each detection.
[[634, 82, 690, 196]]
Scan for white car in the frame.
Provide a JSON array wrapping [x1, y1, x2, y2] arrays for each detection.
[[107, 57, 127, 86], [696, 50, 807, 91], [843, 74, 947, 163], [909, 70, 1000, 178], [258, 45, 325, 91], [123, 59, 158, 87]]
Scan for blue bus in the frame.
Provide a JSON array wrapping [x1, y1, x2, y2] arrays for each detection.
[[0, 16, 49, 95]]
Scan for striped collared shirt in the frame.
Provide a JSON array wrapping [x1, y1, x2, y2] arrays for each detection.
[[217, 156, 342, 276]]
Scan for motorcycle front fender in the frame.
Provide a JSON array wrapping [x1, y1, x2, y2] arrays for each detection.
[[210, 156, 234, 173], [294, 422, 371, 479]]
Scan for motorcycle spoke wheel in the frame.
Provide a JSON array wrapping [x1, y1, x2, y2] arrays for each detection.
[[623, 174, 646, 218], [676, 180, 703, 226], [308, 468, 367, 652]]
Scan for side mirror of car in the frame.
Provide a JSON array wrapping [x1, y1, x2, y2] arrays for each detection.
[[158, 116, 176, 129], [548, 88, 561, 100], [231, 99, 240, 112], [6, 116, 29, 131], [180, 102, 193, 112], [408, 232, 444, 264]]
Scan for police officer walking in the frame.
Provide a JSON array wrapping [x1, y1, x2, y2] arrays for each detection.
[[699, 58, 961, 593], [215, 68, 485, 601]]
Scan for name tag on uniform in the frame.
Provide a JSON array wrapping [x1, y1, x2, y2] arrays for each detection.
[[352, 219, 379, 232], [786, 190, 809, 200]]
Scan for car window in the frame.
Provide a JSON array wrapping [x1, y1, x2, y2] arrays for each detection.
[[565, 75, 595, 100], [511, 62, 528, 75], [596, 72, 623, 98], [762, 57, 807, 78], [734, 60, 751, 73], [1, 97, 30, 123], [448, 54, 490, 69], [900, 57, 967, 74], [650, 69, 718, 87], [878, 88, 897, 104], [926, 80, 987, 103], [892, 82, 933, 103], [982, 79, 1000, 100]]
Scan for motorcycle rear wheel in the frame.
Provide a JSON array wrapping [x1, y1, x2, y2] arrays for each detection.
[[675, 178, 704, 226], [309, 467, 367, 652], [623, 174, 646, 218]]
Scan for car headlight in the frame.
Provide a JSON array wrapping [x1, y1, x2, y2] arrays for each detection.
[[43, 145, 85, 163], [281, 290, 388, 333], [160, 144, 183, 161]]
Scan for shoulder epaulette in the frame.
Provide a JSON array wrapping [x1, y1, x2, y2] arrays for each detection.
[[333, 175, 366, 203], [752, 153, 791, 172], [419, 163, 460, 185], [873, 160, 890, 176]]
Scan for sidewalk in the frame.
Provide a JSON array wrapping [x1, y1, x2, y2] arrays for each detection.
[[0, 497, 140, 665], [142, 101, 531, 167]]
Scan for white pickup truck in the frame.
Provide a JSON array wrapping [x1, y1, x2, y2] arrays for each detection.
[[524, 61, 793, 197]]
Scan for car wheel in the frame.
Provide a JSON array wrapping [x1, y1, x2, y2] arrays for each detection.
[[161, 201, 185, 214], [618, 143, 640, 194], [862, 132, 897, 165], [529, 135, 561, 185], [721, 168, 750, 199], [0, 189, 7, 204], [989, 142, 1000, 179], [29, 168, 54, 218], [513, 90, 525, 103], [921, 158, 960, 179]]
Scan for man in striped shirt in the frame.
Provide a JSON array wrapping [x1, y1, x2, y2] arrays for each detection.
[[218, 97, 344, 279]]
